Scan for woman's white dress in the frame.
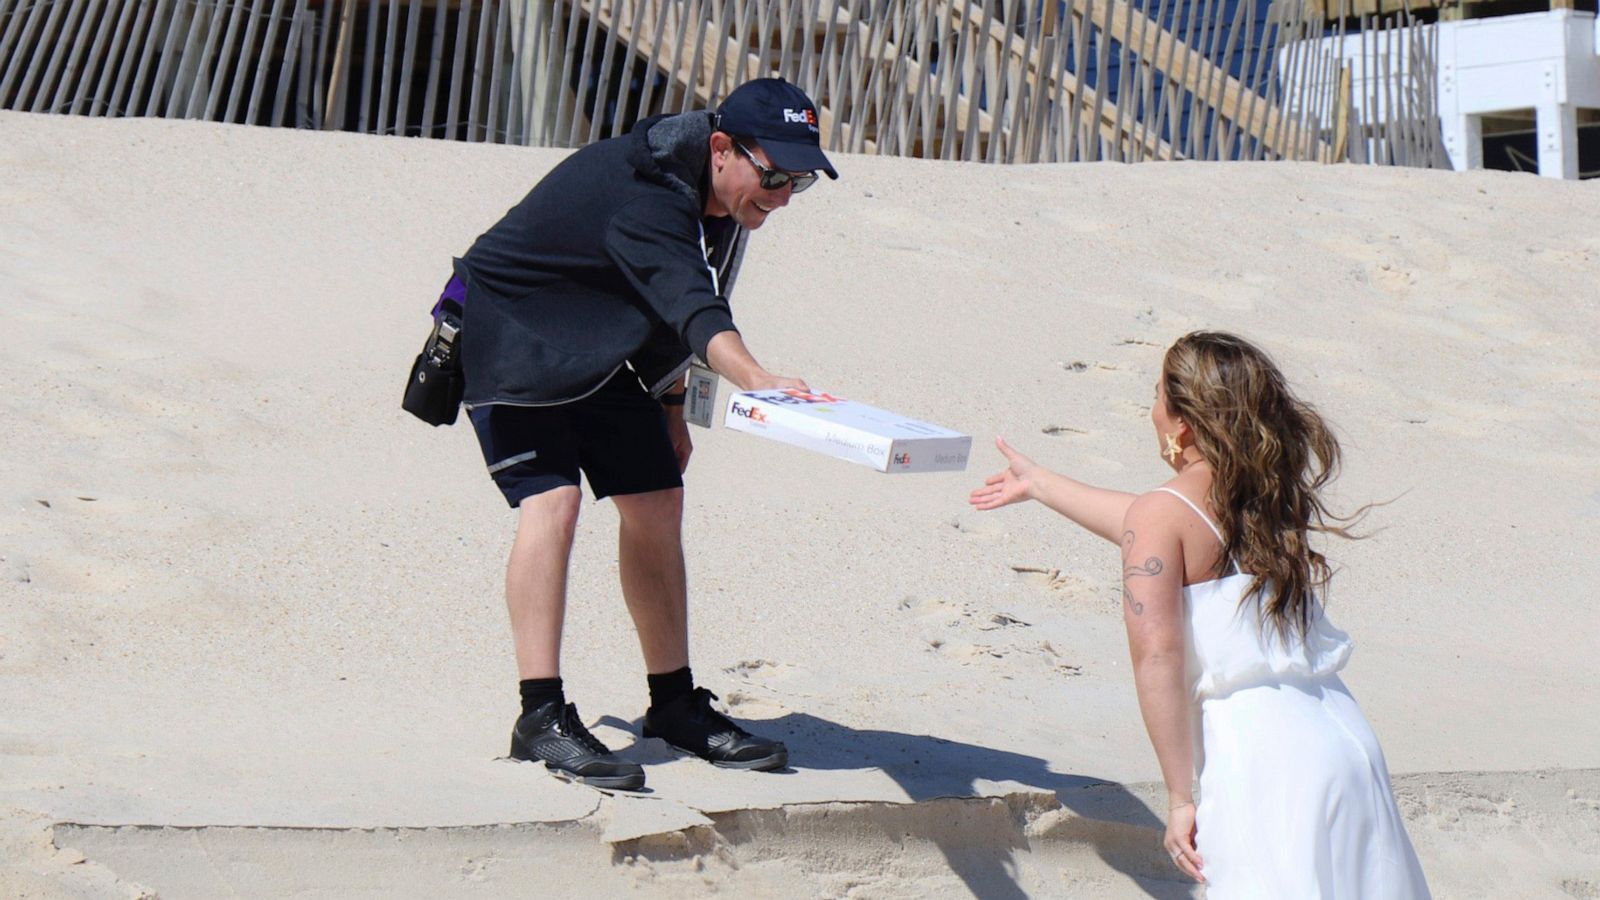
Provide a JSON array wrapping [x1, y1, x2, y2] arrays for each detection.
[[1155, 488, 1431, 899]]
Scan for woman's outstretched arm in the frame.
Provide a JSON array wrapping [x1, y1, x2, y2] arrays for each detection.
[[1120, 491, 1205, 882], [968, 437, 1136, 543]]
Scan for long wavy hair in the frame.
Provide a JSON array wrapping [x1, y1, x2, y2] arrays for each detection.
[[1161, 331, 1364, 641]]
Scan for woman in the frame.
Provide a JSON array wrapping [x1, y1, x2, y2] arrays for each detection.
[[970, 331, 1430, 897]]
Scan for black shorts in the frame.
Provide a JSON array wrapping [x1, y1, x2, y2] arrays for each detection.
[[469, 369, 684, 507]]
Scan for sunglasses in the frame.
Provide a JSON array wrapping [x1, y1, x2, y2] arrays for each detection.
[[733, 142, 819, 194]]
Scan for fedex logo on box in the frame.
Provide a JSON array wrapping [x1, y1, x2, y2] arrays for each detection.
[[892, 452, 912, 466], [729, 401, 767, 423]]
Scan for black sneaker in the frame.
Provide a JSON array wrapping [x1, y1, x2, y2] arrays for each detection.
[[643, 687, 788, 771], [510, 701, 646, 791]]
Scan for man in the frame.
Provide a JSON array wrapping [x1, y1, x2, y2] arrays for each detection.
[[448, 78, 837, 791]]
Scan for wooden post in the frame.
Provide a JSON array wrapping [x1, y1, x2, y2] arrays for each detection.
[[980, 0, 1013, 161], [395, 0, 423, 136], [0, 0, 40, 93], [661, 0, 697, 114], [89, 0, 145, 115], [420, 0, 448, 136], [12, 0, 71, 110], [200, 0, 250, 121], [444, 0, 472, 138], [1106, 0, 1133, 160], [1006, 0, 1039, 162], [60, 0, 116, 113], [270, 0, 306, 125], [324, 0, 358, 129], [151, 0, 201, 116], [612, 0, 653, 136], [587, 0, 628, 143], [248, 0, 289, 124], [467, 0, 495, 141], [225, 0, 271, 122], [486, 0, 509, 142], [1064, 0, 1091, 160]]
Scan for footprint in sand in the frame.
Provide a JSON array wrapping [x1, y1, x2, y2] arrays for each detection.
[[1036, 639, 1086, 677], [900, 595, 1038, 631], [1010, 565, 1107, 601], [900, 596, 1083, 673], [923, 632, 1084, 676], [718, 659, 798, 715], [1373, 262, 1419, 293], [899, 595, 976, 630], [1059, 360, 1124, 374], [946, 514, 1004, 542]]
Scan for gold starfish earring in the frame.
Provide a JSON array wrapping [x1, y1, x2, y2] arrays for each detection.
[[1164, 433, 1183, 464]]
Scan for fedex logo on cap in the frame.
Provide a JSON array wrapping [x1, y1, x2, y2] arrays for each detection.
[[783, 108, 818, 128]]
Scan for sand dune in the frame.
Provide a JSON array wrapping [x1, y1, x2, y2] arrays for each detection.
[[2, 109, 1598, 897]]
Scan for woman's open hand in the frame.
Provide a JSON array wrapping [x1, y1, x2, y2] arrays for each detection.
[[968, 437, 1038, 511]]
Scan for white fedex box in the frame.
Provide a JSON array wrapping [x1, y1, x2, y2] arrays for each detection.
[[723, 389, 971, 474]]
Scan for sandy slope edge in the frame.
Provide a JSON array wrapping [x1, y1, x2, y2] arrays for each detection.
[[4, 768, 1596, 899]]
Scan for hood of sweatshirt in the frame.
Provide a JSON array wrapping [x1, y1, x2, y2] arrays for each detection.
[[626, 111, 716, 210]]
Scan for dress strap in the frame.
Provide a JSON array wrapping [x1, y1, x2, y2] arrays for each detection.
[[1153, 487, 1224, 542], [1153, 487, 1242, 577]]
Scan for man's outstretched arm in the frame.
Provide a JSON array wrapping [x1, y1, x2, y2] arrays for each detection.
[[705, 330, 808, 393]]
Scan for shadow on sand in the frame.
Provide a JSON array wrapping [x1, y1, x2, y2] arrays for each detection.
[[611, 710, 1196, 899]]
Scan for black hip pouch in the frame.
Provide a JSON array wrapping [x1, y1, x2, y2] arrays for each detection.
[[402, 297, 465, 426]]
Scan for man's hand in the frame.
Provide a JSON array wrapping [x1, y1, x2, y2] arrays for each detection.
[[745, 374, 809, 392], [705, 331, 808, 393], [665, 407, 693, 473]]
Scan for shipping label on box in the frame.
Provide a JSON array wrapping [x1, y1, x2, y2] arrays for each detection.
[[723, 388, 971, 473]]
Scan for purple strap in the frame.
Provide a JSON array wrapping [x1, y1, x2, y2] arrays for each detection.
[[431, 275, 467, 318]]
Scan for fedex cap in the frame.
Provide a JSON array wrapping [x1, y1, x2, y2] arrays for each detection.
[[714, 78, 838, 180]]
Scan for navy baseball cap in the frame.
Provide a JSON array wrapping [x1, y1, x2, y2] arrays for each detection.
[[714, 78, 839, 180]]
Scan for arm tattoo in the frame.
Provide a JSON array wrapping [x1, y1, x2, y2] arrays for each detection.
[[1120, 530, 1163, 616]]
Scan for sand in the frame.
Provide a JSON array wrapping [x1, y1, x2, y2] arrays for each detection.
[[2, 109, 1597, 898]]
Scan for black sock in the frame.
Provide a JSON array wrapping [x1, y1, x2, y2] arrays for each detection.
[[519, 677, 564, 718], [647, 666, 693, 710]]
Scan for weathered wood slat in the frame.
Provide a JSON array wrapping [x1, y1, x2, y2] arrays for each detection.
[[0, 0, 35, 92], [202, 0, 249, 121], [150, 0, 198, 117], [420, 0, 448, 134], [395, 0, 422, 135], [325, 0, 358, 128], [54, 0, 109, 113], [377, 0, 400, 135], [267, 0, 304, 124], [88, 0, 143, 115], [11, 0, 71, 109], [486, 0, 509, 140], [225, 0, 269, 122]]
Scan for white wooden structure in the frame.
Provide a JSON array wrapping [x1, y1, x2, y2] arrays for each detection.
[[1439, 10, 1599, 178], [1297, 9, 1599, 178]]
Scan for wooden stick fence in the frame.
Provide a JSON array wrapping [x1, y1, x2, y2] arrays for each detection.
[[0, 0, 1446, 166]]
